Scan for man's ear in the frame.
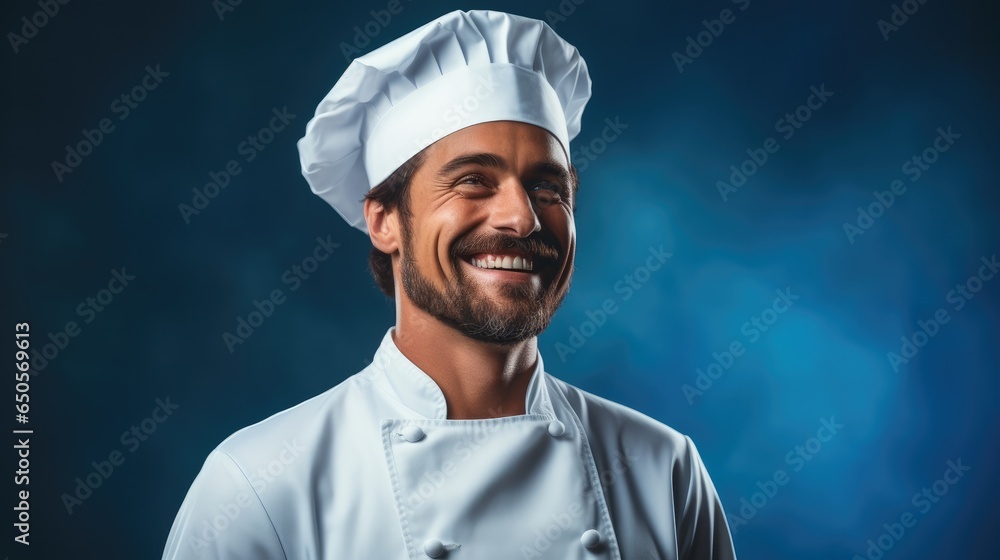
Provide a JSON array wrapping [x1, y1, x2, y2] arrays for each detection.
[[364, 198, 400, 254]]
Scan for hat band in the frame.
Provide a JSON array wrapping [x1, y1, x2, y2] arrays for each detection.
[[364, 63, 569, 188]]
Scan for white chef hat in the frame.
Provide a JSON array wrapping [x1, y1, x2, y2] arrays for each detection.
[[297, 9, 592, 233]]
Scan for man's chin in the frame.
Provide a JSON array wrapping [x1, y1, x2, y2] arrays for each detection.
[[471, 302, 557, 343], [453, 317, 548, 346]]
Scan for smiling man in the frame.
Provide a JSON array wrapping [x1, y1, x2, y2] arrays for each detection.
[[163, 10, 737, 560]]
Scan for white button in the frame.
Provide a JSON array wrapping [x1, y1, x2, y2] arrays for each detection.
[[402, 425, 425, 443], [547, 420, 565, 437], [581, 529, 602, 549], [423, 538, 445, 558]]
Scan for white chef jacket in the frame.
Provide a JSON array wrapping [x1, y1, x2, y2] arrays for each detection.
[[163, 328, 736, 559]]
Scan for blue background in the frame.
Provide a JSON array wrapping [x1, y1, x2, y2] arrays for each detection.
[[4, 0, 998, 558]]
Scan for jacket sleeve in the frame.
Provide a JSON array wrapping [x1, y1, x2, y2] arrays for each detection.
[[673, 435, 737, 560], [162, 450, 287, 559]]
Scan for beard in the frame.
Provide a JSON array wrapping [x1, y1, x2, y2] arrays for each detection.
[[399, 225, 570, 345]]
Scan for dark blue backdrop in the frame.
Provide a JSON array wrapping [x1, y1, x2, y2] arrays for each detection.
[[4, 0, 998, 558]]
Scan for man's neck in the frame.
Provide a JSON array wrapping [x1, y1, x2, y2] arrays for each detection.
[[392, 309, 538, 420]]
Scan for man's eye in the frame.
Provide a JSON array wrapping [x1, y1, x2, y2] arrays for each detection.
[[458, 174, 489, 186], [529, 183, 563, 204]]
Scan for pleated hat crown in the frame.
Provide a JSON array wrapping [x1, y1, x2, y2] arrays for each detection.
[[297, 9, 592, 233]]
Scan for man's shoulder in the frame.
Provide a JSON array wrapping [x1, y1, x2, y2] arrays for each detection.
[[545, 372, 692, 455], [165, 371, 381, 558], [212, 369, 375, 464]]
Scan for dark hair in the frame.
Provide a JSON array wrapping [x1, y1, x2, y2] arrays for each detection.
[[364, 151, 425, 298], [364, 152, 580, 298]]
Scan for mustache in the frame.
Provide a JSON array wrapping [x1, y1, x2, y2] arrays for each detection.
[[451, 232, 561, 262]]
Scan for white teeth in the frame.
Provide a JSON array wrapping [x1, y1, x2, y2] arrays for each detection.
[[468, 255, 534, 271]]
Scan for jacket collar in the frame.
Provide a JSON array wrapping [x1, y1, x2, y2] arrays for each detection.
[[371, 327, 554, 420]]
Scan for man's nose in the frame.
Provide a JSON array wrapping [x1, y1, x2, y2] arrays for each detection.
[[490, 182, 541, 237]]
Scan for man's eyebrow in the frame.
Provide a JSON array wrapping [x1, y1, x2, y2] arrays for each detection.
[[527, 160, 571, 184], [436, 153, 508, 177], [437, 153, 570, 185]]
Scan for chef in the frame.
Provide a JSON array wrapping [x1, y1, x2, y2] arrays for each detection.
[[162, 9, 737, 560]]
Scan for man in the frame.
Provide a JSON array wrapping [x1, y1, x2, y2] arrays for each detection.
[[163, 10, 737, 559]]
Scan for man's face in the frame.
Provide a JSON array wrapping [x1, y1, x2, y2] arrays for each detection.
[[397, 121, 576, 345]]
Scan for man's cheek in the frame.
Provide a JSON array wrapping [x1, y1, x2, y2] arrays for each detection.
[[426, 248, 454, 286]]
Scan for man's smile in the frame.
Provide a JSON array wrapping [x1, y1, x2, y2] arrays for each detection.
[[452, 234, 562, 281], [458, 255, 542, 284], [464, 252, 535, 271]]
